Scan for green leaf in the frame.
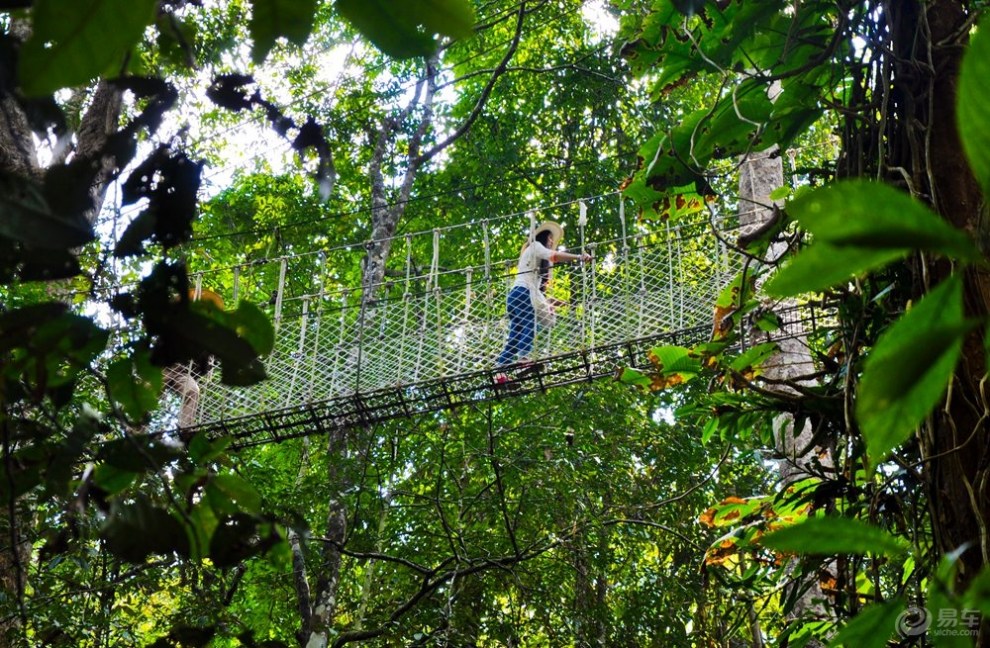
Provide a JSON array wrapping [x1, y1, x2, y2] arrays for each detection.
[[760, 516, 908, 556], [335, 0, 476, 58], [618, 367, 653, 390], [107, 349, 163, 422], [753, 310, 781, 332], [188, 432, 232, 465], [767, 179, 984, 297], [412, 0, 476, 37], [765, 243, 906, 297], [18, 0, 158, 96], [91, 464, 139, 495], [103, 496, 190, 563], [857, 275, 972, 469], [249, 0, 318, 64], [963, 567, 990, 617], [788, 181, 981, 262], [226, 301, 275, 356], [716, 269, 757, 310], [827, 599, 905, 648], [926, 548, 979, 648], [166, 308, 267, 386], [208, 474, 263, 515], [648, 345, 702, 375], [699, 495, 766, 528], [671, 0, 706, 16], [0, 173, 93, 249], [769, 186, 791, 201], [728, 342, 777, 374], [958, 15, 990, 196], [166, 626, 216, 647], [98, 437, 182, 472], [187, 499, 219, 561], [209, 514, 281, 567]]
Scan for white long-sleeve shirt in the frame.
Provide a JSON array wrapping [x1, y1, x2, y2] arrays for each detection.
[[511, 241, 555, 310]]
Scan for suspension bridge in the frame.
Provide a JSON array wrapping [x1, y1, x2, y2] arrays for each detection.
[[160, 193, 821, 448]]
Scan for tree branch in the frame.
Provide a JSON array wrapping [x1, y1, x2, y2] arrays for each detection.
[[415, 0, 527, 166], [75, 80, 123, 225], [312, 537, 437, 576]]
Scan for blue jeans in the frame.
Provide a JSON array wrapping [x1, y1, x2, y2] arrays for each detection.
[[497, 286, 534, 367]]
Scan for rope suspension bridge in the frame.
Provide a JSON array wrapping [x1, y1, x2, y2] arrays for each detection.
[[160, 193, 821, 448]]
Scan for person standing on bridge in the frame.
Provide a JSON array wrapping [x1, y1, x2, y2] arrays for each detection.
[[495, 220, 590, 385]]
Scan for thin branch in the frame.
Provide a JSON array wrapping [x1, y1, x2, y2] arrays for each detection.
[[312, 536, 436, 576], [415, 0, 527, 166], [601, 518, 704, 551], [487, 408, 520, 556]]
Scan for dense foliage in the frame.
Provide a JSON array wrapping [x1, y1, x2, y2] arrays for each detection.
[[2, 0, 990, 647]]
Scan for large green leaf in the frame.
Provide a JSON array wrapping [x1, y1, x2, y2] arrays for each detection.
[[728, 342, 778, 374], [98, 437, 182, 472], [407, 0, 475, 39], [165, 306, 269, 386], [963, 567, 990, 617], [225, 301, 276, 356], [102, 496, 190, 563], [958, 14, 990, 196], [827, 599, 905, 648], [767, 180, 983, 296], [764, 243, 906, 297], [335, 0, 475, 58], [928, 551, 978, 648], [760, 516, 908, 556], [207, 474, 263, 516], [671, 0, 706, 16], [788, 181, 981, 261], [107, 349, 163, 423], [19, 0, 158, 96], [648, 345, 702, 375], [857, 275, 971, 468], [715, 269, 757, 310], [249, 0, 318, 64], [694, 79, 774, 157], [0, 173, 93, 249]]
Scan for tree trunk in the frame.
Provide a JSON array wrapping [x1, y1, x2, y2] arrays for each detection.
[[738, 149, 831, 642], [448, 573, 484, 646], [0, 20, 123, 645], [570, 531, 608, 647], [894, 0, 990, 596], [300, 428, 348, 648], [75, 80, 124, 225], [0, 499, 30, 647]]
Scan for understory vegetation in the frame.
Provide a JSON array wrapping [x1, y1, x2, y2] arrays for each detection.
[[2, 1, 990, 646]]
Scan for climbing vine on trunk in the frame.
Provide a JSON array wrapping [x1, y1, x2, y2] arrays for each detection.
[[620, 0, 990, 644]]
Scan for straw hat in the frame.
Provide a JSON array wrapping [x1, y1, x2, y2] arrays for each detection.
[[533, 220, 564, 248], [189, 288, 225, 310]]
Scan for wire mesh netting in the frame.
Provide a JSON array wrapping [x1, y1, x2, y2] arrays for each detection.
[[171, 210, 741, 435]]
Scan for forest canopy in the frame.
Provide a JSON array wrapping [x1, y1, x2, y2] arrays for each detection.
[[2, 1, 990, 647]]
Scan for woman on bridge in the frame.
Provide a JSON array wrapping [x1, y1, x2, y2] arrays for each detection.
[[495, 221, 590, 385]]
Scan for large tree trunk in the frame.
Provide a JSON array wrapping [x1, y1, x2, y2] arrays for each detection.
[[0, 497, 31, 647], [75, 81, 124, 225], [1, 17, 123, 644], [893, 0, 990, 596], [292, 430, 348, 648], [738, 148, 832, 642]]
